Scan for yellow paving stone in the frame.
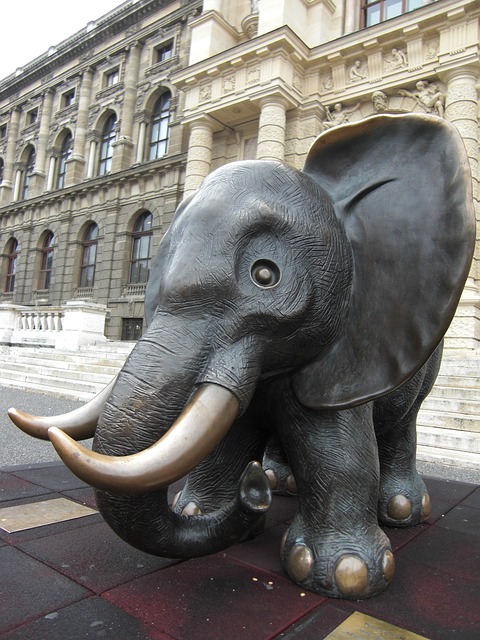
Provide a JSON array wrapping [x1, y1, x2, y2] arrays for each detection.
[[0, 497, 98, 533], [324, 611, 429, 640]]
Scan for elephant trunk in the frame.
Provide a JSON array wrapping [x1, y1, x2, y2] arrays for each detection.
[[48, 313, 271, 557]]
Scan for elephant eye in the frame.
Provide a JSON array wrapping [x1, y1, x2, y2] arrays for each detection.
[[250, 259, 281, 289]]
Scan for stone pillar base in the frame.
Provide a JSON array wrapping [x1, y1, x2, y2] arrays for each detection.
[[112, 138, 135, 172], [55, 301, 108, 350]]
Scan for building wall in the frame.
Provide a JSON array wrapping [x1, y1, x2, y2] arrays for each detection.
[[0, 0, 479, 348], [0, 0, 202, 339]]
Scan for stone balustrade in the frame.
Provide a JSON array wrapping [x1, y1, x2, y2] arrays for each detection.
[[0, 301, 108, 351]]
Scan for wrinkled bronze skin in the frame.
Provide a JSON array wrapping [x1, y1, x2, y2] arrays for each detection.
[[8, 115, 475, 599]]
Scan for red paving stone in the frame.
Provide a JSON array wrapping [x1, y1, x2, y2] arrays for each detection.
[[0, 462, 479, 640]]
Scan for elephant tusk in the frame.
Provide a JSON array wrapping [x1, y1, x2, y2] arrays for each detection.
[[48, 384, 240, 494], [7, 376, 117, 441]]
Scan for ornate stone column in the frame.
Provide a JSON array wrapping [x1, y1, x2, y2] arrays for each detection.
[[0, 107, 20, 203], [183, 117, 215, 197], [46, 154, 57, 191], [68, 67, 94, 184], [112, 42, 142, 171], [12, 165, 23, 201], [86, 138, 98, 179], [442, 65, 480, 351], [135, 119, 147, 164], [256, 96, 288, 161], [29, 89, 54, 196]]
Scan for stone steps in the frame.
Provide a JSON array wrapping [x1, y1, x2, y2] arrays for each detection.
[[0, 342, 130, 399], [0, 344, 478, 469]]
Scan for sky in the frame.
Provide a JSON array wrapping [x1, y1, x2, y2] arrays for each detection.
[[0, 0, 128, 80]]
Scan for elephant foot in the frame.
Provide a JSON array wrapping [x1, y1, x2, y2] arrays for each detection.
[[280, 522, 394, 599], [262, 456, 297, 496], [378, 471, 430, 527]]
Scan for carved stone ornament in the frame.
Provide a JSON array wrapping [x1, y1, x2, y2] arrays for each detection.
[[398, 80, 445, 118]]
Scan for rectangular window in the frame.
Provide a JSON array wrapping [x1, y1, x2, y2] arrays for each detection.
[[105, 68, 120, 87], [155, 41, 173, 64], [362, 0, 425, 27], [27, 108, 38, 125], [0, 124, 7, 138], [62, 89, 75, 108], [121, 318, 143, 341]]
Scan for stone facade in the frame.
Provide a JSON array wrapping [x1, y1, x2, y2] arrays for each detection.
[[0, 0, 479, 349]]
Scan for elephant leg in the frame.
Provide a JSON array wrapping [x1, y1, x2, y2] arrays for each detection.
[[374, 344, 442, 527], [270, 383, 393, 599], [172, 394, 270, 519], [262, 435, 297, 496]]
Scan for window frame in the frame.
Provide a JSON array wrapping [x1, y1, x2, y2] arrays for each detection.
[[148, 92, 171, 161], [98, 113, 117, 176], [361, 0, 425, 27], [129, 212, 153, 285], [105, 67, 120, 88], [22, 147, 36, 200], [4, 238, 18, 293], [38, 232, 54, 291], [56, 132, 72, 189], [79, 223, 99, 289], [154, 40, 174, 64]]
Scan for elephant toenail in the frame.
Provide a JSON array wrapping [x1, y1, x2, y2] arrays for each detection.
[[382, 550, 395, 582], [287, 544, 314, 583], [172, 491, 181, 508], [265, 469, 278, 490], [421, 494, 431, 520], [181, 502, 203, 516], [387, 494, 412, 520], [286, 474, 297, 494], [335, 555, 369, 597]]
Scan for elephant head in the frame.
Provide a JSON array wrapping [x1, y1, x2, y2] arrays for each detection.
[[9, 114, 474, 563]]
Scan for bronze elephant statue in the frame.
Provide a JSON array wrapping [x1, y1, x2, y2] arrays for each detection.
[[9, 114, 474, 599]]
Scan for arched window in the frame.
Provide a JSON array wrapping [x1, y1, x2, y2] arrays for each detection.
[[56, 132, 72, 189], [22, 147, 35, 199], [148, 93, 171, 161], [4, 238, 18, 293], [98, 114, 117, 176], [129, 212, 153, 284], [0, 157, 4, 184], [79, 223, 99, 288], [38, 232, 54, 290]]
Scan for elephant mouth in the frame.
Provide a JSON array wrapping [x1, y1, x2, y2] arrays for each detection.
[[33, 384, 240, 494]]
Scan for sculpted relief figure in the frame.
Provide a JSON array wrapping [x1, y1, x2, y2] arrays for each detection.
[[349, 60, 367, 82], [8, 115, 474, 600], [386, 47, 408, 71], [322, 102, 361, 128], [399, 80, 445, 118]]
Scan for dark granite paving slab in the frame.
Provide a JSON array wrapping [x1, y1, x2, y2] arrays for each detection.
[[17, 520, 182, 594], [225, 522, 288, 576], [11, 464, 89, 492], [435, 503, 480, 537], [0, 546, 90, 635], [0, 470, 52, 503], [338, 558, 480, 640], [395, 524, 480, 583], [460, 486, 480, 509], [272, 603, 353, 639], [423, 476, 477, 523], [0, 597, 156, 640], [103, 554, 322, 640]]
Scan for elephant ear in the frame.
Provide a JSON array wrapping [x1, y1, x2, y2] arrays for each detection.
[[293, 113, 475, 409]]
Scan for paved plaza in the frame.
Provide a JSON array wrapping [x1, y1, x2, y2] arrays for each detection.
[[0, 388, 479, 639]]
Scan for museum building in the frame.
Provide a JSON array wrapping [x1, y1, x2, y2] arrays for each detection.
[[0, 1, 478, 461], [0, 0, 478, 342]]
